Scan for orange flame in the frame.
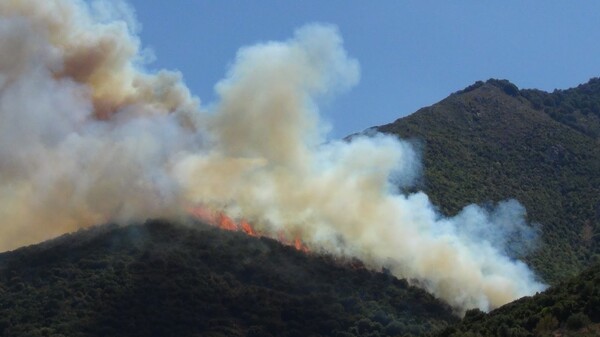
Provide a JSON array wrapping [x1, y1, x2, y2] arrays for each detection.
[[217, 212, 238, 231], [188, 205, 309, 253], [240, 220, 257, 236], [188, 206, 216, 223], [294, 237, 309, 253]]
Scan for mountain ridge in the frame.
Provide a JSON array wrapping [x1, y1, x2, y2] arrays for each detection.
[[376, 78, 600, 283], [1, 78, 599, 336]]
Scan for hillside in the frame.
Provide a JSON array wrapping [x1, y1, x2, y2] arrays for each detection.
[[521, 78, 600, 139], [377, 78, 600, 283], [434, 262, 600, 337], [1, 78, 598, 336], [0, 220, 457, 337]]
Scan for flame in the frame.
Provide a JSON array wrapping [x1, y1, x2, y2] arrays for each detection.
[[294, 237, 309, 253], [188, 206, 216, 224], [216, 212, 238, 231], [188, 205, 309, 252], [240, 220, 257, 237]]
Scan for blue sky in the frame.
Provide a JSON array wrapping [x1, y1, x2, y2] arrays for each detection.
[[126, 1, 600, 138]]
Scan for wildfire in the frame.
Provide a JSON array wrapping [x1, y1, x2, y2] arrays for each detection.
[[217, 213, 237, 231], [294, 238, 310, 253], [188, 205, 309, 252], [240, 220, 257, 237]]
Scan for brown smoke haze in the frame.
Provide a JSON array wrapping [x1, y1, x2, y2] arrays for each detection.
[[0, 0, 545, 312]]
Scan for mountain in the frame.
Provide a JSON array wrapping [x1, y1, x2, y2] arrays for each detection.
[[433, 262, 600, 337], [1, 78, 598, 337], [520, 78, 600, 139], [376, 78, 600, 284], [0, 219, 457, 337]]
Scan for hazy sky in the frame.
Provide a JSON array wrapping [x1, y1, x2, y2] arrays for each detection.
[[126, 1, 600, 138]]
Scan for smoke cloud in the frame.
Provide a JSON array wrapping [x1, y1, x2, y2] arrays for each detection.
[[0, 0, 545, 311]]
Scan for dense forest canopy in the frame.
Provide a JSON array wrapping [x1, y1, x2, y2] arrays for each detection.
[[378, 78, 600, 284]]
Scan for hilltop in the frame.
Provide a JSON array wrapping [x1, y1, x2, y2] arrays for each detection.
[[377, 78, 600, 283]]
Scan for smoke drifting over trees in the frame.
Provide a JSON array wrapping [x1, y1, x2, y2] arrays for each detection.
[[0, 0, 544, 311]]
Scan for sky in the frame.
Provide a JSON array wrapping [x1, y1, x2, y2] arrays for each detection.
[[125, 1, 600, 139]]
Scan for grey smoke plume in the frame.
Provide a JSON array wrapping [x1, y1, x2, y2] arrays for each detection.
[[0, 0, 546, 311]]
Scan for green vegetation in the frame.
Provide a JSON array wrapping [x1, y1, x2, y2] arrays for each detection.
[[378, 78, 600, 283], [521, 78, 600, 139], [433, 262, 600, 337], [1, 78, 598, 336], [0, 220, 457, 337]]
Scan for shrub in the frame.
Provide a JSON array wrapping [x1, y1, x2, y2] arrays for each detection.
[[534, 314, 558, 335], [565, 312, 590, 330]]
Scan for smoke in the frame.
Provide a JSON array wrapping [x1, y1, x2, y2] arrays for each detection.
[[0, 0, 545, 312]]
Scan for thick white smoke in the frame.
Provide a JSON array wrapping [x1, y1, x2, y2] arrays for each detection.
[[0, 0, 545, 312]]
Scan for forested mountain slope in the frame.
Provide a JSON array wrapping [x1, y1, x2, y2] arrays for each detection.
[[434, 262, 600, 337], [1, 79, 598, 337], [377, 78, 600, 283], [0, 220, 457, 337]]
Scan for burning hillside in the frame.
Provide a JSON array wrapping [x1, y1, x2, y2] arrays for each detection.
[[188, 205, 309, 252], [0, 0, 545, 311]]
